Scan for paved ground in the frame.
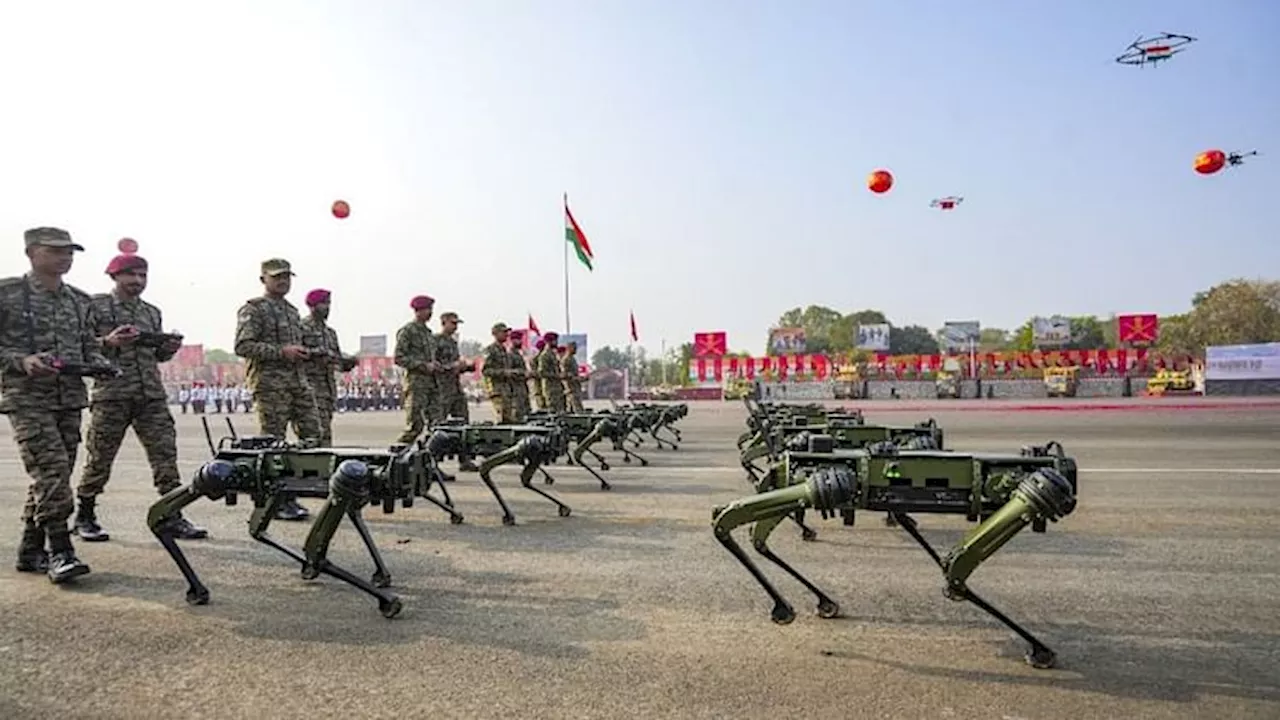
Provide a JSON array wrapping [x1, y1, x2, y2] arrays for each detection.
[[2, 400, 1278, 720]]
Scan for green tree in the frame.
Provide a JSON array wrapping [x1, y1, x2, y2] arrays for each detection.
[[1067, 316, 1107, 350], [591, 345, 630, 371], [458, 339, 484, 357], [834, 309, 890, 352], [978, 328, 1009, 350], [1157, 279, 1280, 353], [769, 305, 843, 353], [889, 325, 939, 354], [204, 348, 236, 364]]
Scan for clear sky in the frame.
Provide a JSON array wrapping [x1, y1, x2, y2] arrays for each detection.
[[2, 0, 1276, 358]]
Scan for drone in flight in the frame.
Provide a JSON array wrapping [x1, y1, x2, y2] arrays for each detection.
[[1227, 150, 1259, 167], [1195, 149, 1261, 175], [930, 196, 964, 211], [1116, 32, 1197, 68]]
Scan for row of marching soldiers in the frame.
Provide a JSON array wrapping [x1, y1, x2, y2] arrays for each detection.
[[481, 323, 585, 423]]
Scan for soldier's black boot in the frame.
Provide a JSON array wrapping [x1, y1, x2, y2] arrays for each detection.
[[15, 522, 48, 573], [73, 495, 110, 542], [46, 528, 91, 584], [275, 495, 310, 521], [457, 454, 479, 473]]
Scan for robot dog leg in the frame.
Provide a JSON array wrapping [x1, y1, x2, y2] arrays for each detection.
[[478, 435, 571, 525], [712, 466, 852, 624], [891, 468, 1076, 669]]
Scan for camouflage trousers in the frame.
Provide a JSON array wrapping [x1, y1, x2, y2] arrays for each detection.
[[396, 384, 436, 444], [511, 381, 530, 421], [544, 387, 566, 414], [437, 385, 469, 423], [314, 394, 336, 446], [7, 409, 81, 529], [78, 398, 180, 498], [531, 379, 547, 411], [256, 383, 322, 444], [490, 392, 518, 424], [565, 383, 585, 412]]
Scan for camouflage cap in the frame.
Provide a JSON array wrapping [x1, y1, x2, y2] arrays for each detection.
[[492, 322, 509, 333], [440, 311, 462, 323], [24, 227, 85, 252], [260, 258, 294, 277]]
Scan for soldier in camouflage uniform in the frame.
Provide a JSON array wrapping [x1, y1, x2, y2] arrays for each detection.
[[507, 329, 530, 421], [1, 228, 102, 583], [561, 340, 586, 412], [234, 258, 320, 522], [393, 295, 439, 444], [299, 288, 358, 446], [537, 331, 567, 413], [530, 338, 548, 411], [482, 322, 517, 422], [434, 311, 479, 471], [73, 251, 208, 542]]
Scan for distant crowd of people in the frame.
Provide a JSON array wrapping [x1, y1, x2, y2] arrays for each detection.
[[164, 378, 478, 415]]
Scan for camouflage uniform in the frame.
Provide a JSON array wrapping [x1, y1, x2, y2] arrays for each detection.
[[1, 228, 103, 582], [508, 341, 530, 421], [233, 261, 321, 443], [300, 313, 349, 446], [562, 349, 585, 412], [393, 319, 437, 442], [482, 338, 516, 422], [538, 344, 567, 413], [529, 345, 548, 411], [74, 287, 206, 542], [433, 329, 469, 423]]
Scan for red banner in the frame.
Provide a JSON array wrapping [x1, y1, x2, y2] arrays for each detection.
[[1117, 314, 1159, 344], [693, 331, 727, 357]]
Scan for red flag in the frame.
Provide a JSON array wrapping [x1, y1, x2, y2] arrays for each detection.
[[1117, 314, 1159, 344], [629, 311, 638, 342], [693, 331, 727, 357], [527, 314, 540, 336]]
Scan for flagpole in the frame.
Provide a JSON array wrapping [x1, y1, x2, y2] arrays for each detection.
[[563, 192, 571, 334]]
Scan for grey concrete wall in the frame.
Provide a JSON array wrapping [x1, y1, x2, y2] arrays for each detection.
[[755, 376, 1279, 401], [1205, 379, 1280, 396], [863, 377, 1131, 400]]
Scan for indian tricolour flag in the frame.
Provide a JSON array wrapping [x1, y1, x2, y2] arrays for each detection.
[[564, 195, 594, 271]]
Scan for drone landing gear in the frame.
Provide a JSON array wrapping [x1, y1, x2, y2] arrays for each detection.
[[890, 511, 1056, 669]]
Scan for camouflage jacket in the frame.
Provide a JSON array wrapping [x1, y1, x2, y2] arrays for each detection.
[[481, 341, 510, 397], [561, 352, 582, 390], [528, 348, 547, 383], [537, 349, 565, 397], [233, 295, 311, 392], [299, 315, 343, 400], [432, 332, 464, 391], [85, 291, 174, 402], [507, 347, 528, 389], [394, 320, 436, 390], [0, 274, 108, 412]]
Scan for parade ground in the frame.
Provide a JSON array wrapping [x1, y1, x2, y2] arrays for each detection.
[[2, 399, 1278, 720]]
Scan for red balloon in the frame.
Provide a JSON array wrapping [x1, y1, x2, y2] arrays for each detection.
[[867, 169, 894, 194], [117, 237, 138, 254], [1193, 149, 1225, 175], [332, 200, 350, 219]]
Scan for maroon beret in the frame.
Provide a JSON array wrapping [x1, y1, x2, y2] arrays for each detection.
[[410, 295, 435, 310], [105, 254, 148, 276], [305, 289, 331, 306]]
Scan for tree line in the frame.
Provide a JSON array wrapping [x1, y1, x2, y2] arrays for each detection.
[[588, 278, 1280, 386]]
